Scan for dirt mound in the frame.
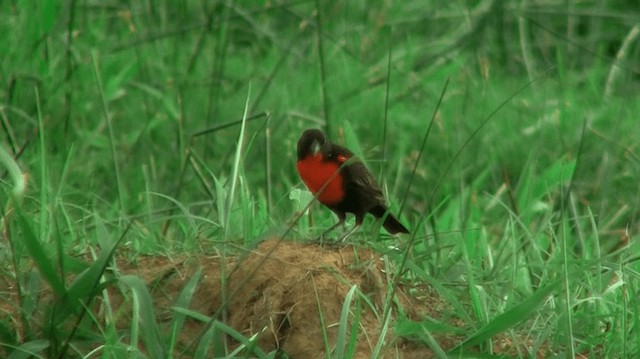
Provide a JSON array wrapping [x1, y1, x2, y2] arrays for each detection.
[[133, 239, 443, 357], [216, 240, 426, 357]]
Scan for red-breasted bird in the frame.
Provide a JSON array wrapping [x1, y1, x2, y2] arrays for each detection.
[[296, 129, 409, 237]]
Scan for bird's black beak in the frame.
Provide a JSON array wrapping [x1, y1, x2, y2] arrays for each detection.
[[310, 140, 321, 156]]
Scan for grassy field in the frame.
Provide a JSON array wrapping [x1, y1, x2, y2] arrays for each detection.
[[1, 1, 640, 358]]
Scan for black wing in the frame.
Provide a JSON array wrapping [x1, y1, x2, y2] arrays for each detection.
[[343, 158, 387, 206], [328, 143, 387, 206]]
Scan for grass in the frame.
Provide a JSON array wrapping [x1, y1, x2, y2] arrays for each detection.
[[1, 0, 640, 357]]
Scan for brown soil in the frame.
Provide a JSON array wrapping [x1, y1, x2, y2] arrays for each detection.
[[126, 239, 448, 358]]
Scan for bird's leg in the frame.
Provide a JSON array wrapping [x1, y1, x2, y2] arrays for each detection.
[[338, 214, 364, 243], [314, 212, 346, 243], [338, 224, 360, 243], [319, 220, 343, 238]]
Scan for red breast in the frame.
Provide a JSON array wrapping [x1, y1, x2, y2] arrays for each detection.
[[296, 153, 347, 205]]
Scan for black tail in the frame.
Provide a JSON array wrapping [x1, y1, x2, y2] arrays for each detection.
[[370, 205, 409, 235]]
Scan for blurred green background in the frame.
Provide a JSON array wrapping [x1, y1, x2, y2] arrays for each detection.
[[4, 1, 639, 241]]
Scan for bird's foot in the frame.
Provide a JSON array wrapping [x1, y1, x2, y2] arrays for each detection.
[[310, 232, 348, 248]]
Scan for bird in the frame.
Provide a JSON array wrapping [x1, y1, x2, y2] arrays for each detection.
[[296, 128, 409, 239]]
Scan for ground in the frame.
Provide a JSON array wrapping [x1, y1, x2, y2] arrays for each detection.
[[1, 238, 544, 358], [125, 239, 444, 357]]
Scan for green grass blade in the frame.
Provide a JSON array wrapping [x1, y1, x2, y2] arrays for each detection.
[[560, 194, 576, 358], [176, 304, 270, 359], [0, 145, 25, 197], [193, 323, 216, 359], [13, 202, 65, 297], [395, 319, 450, 359], [212, 320, 269, 359], [342, 123, 362, 160], [119, 275, 165, 359], [314, 0, 331, 135], [398, 78, 448, 215], [55, 221, 132, 358], [35, 86, 47, 246], [335, 285, 358, 359], [7, 339, 49, 359], [168, 270, 203, 353], [58, 217, 125, 319], [90, 50, 125, 213], [345, 294, 360, 359], [451, 279, 562, 352], [371, 258, 395, 358], [224, 84, 251, 238], [311, 276, 330, 359]]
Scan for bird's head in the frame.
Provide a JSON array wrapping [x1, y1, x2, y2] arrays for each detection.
[[297, 129, 327, 160]]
